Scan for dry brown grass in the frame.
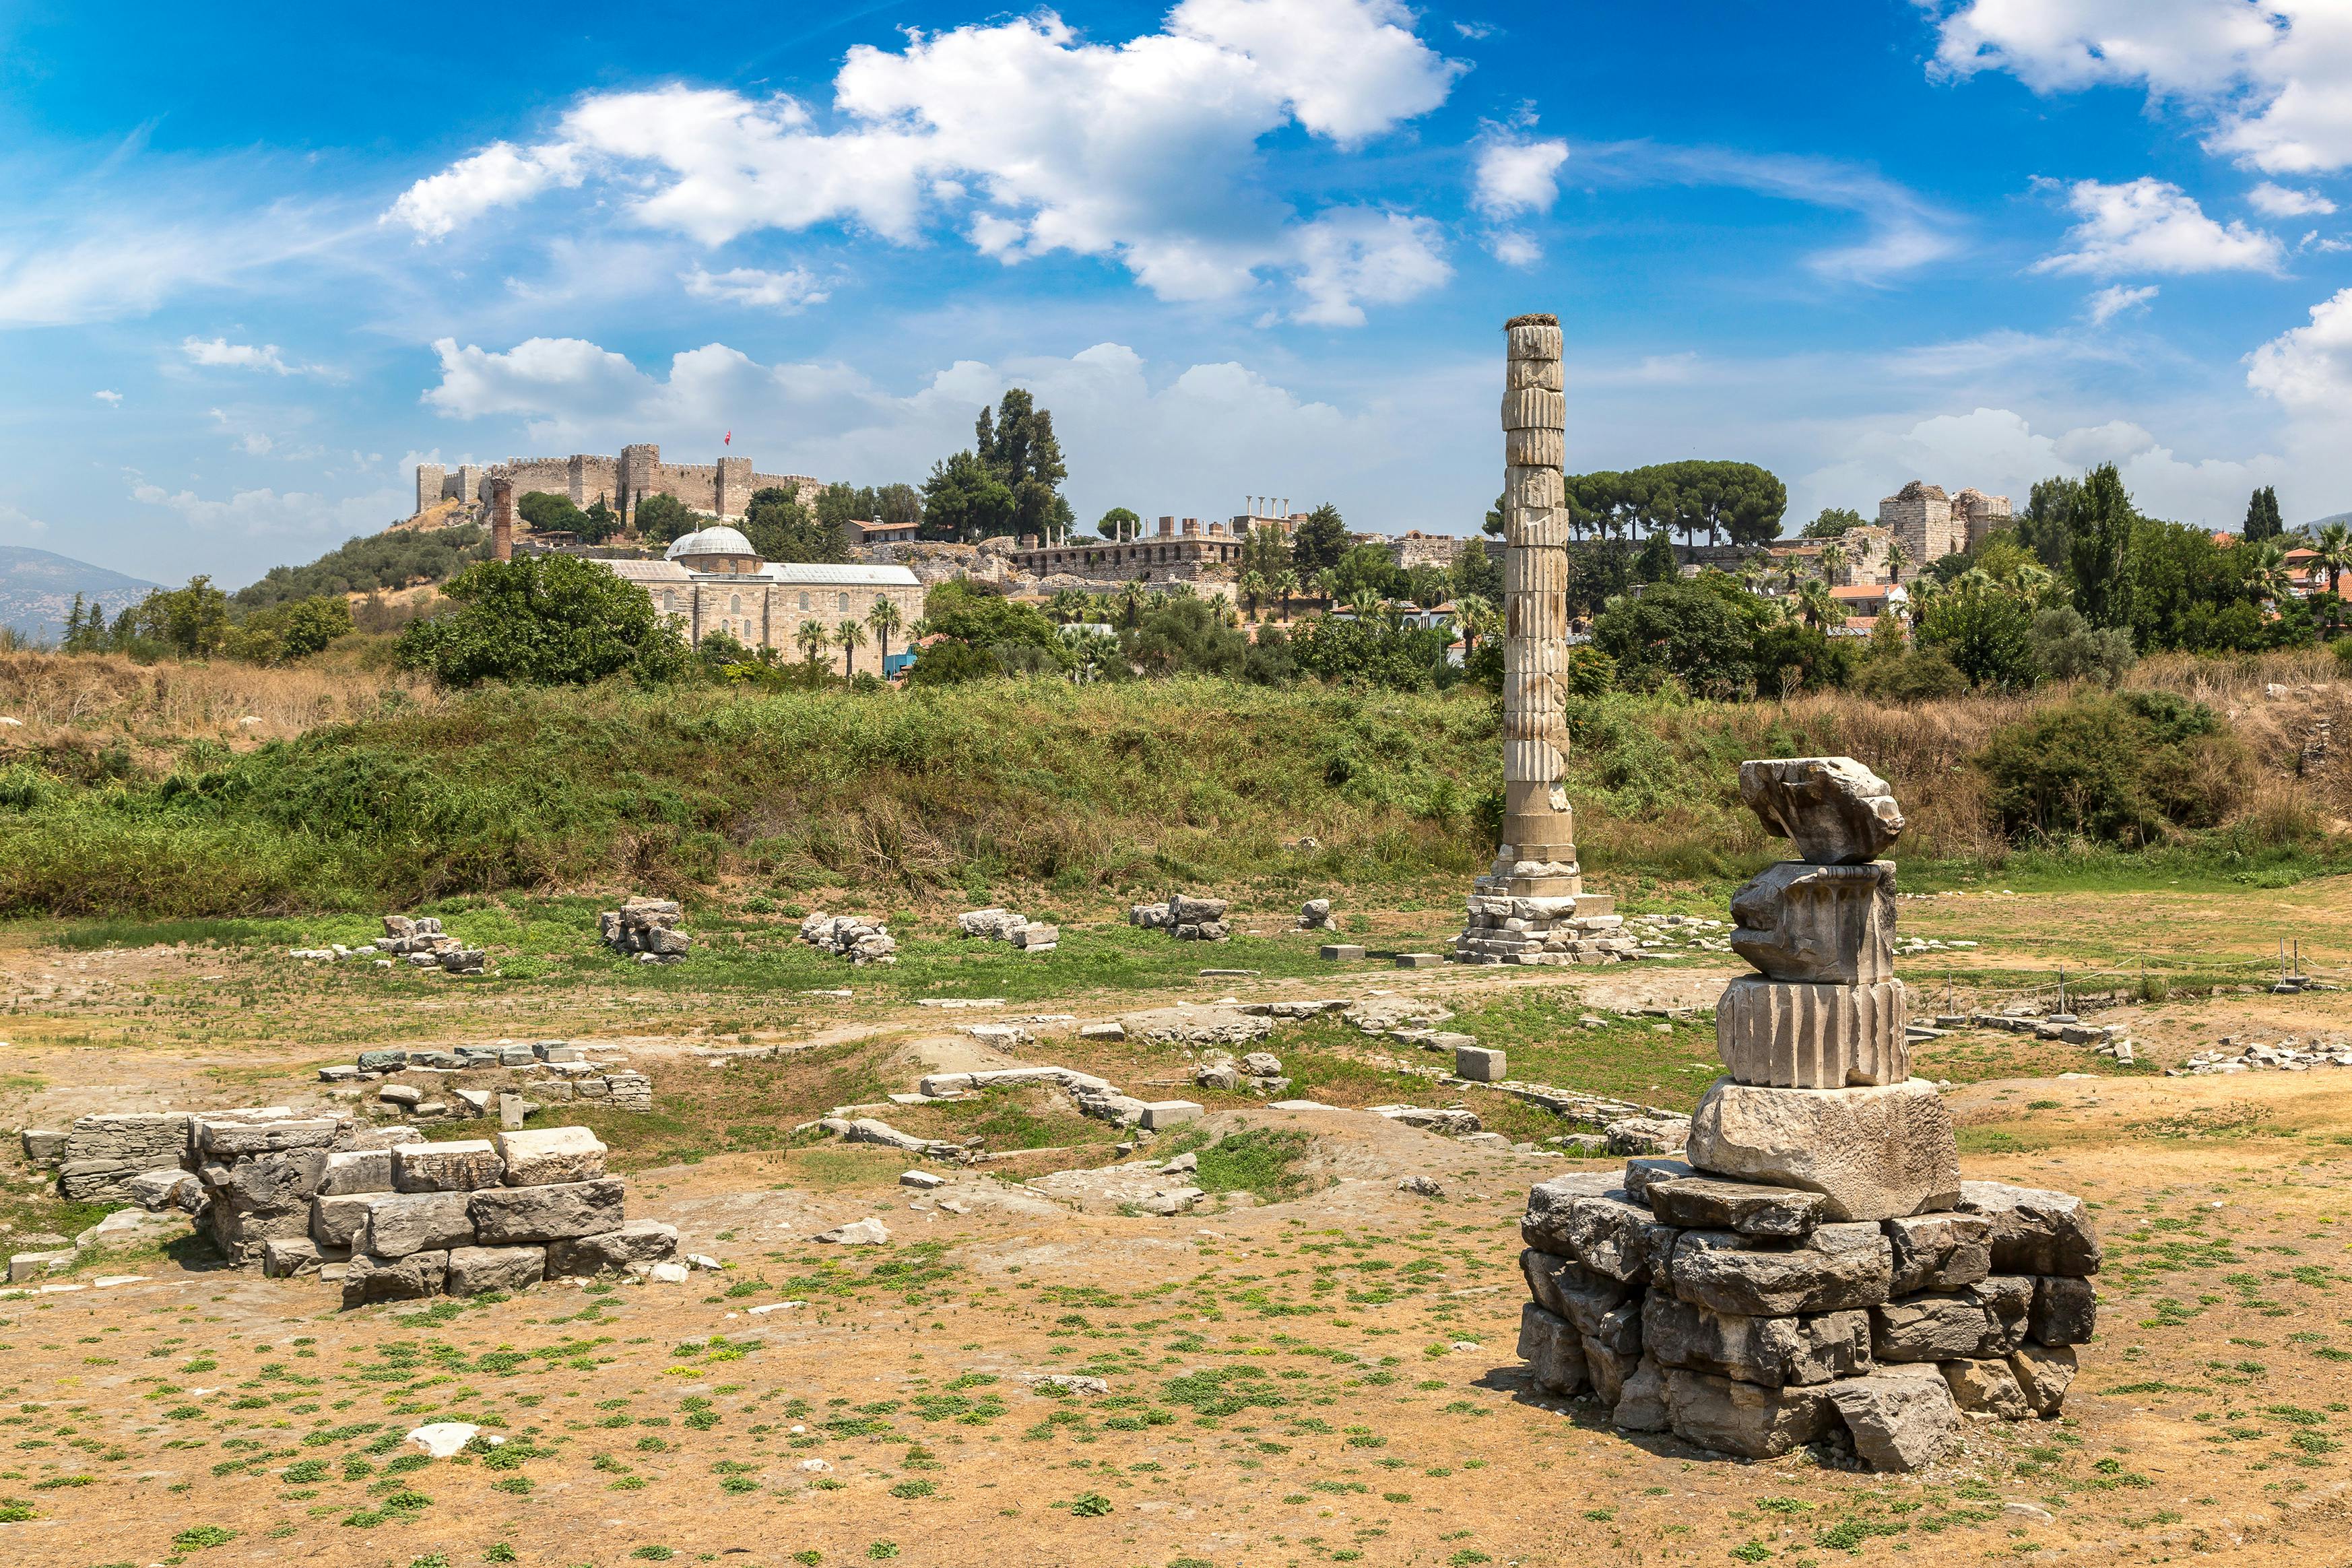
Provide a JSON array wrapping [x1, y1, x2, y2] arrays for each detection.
[[0, 649, 445, 757]]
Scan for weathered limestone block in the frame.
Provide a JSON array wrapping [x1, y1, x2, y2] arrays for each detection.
[[261, 1237, 332, 1278], [317, 1150, 396, 1196], [1669, 1222, 1892, 1317], [57, 1158, 141, 1202], [2029, 1276, 2097, 1345], [1953, 1181, 2103, 1276], [1664, 1369, 1837, 1458], [1518, 1303, 1590, 1396], [1623, 1157, 1695, 1204], [311, 1194, 377, 1250], [1940, 1356, 2029, 1420], [1518, 1172, 1624, 1253], [195, 1116, 341, 1158], [1714, 978, 1909, 1089], [1969, 1275, 2033, 1349], [214, 1149, 329, 1214], [544, 1220, 680, 1277], [446, 1245, 546, 1297], [342, 1249, 447, 1307], [1823, 1365, 1959, 1471], [1738, 757, 1905, 865], [1561, 1194, 1672, 1284], [1729, 861, 1897, 985], [469, 1178, 626, 1245], [1584, 1336, 1641, 1405], [1643, 1293, 1871, 1387], [362, 1191, 476, 1257], [1647, 1175, 1827, 1238], [496, 1127, 606, 1187], [1520, 1249, 1635, 1333], [393, 1141, 505, 1193], [209, 1204, 311, 1263], [62, 1113, 191, 1169], [1883, 1213, 1992, 1295], [127, 1169, 203, 1213], [1613, 1356, 1671, 1431], [1686, 1078, 1959, 1222], [1868, 1293, 2004, 1362], [2007, 1343, 2077, 1415]]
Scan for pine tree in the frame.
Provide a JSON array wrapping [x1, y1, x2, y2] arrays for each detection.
[[2244, 485, 2283, 542]]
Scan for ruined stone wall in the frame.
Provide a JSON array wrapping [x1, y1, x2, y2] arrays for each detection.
[[415, 448, 823, 523], [1389, 531, 1466, 571]]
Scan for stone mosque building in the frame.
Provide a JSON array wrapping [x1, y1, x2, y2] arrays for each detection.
[[599, 525, 923, 676]]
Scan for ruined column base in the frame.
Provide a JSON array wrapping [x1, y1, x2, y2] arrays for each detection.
[[1453, 886, 1638, 965]]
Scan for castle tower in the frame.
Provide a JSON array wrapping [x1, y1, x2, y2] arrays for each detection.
[[415, 464, 446, 517], [619, 444, 660, 529], [1453, 314, 1629, 966], [489, 478, 515, 562], [715, 456, 754, 520]]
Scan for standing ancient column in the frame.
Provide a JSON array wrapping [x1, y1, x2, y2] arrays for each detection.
[[1455, 313, 1631, 965]]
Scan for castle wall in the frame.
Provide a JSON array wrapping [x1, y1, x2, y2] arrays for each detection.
[[414, 445, 825, 525]]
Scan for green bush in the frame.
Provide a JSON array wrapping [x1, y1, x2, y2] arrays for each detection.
[[397, 556, 689, 688], [1976, 691, 2250, 844]]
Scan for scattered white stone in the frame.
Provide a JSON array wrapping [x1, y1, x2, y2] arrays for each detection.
[[900, 1170, 946, 1190], [407, 1422, 496, 1458], [814, 1218, 891, 1245], [647, 1261, 691, 1283], [685, 1253, 722, 1272], [798, 1458, 832, 1473], [748, 1301, 806, 1315]]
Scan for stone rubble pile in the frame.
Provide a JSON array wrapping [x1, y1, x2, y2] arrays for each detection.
[[798, 911, 899, 965], [1130, 892, 1231, 942], [288, 915, 490, 975], [1627, 914, 1732, 954], [601, 899, 692, 964], [913, 1065, 1202, 1133], [313, 1041, 651, 1117], [2174, 1037, 2352, 1074], [23, 1111, 677, 1301], [1193, 1051, 1291, 1096], [1456, 892, 1641, 965], [1028, 1150, 1205, 1215], [1296, 899, 1336, 930], [1519, 757, 2099, 1472], [956, 908, 1060, 952]]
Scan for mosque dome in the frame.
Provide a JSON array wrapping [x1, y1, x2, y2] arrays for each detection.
[[665, 525, 757, 561]]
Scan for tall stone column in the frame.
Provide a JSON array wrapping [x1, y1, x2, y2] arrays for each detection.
[[1454, 313, 1631, 966], [488, 478, 515, 562]]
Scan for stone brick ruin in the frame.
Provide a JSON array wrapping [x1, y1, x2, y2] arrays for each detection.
[[799, 911, 899, 963], [958, 907, 1061, 952], [1130, 892, 1230, 941], [601, 898, 692, 964], [1515, 758, 2099, 1471], [317, 1041, 651, 1119], [25, 1110, 676, 1305], [293, 916, 488, 975]]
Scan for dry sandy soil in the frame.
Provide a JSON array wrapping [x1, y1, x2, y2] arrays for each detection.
[[0, 887, 2347, 1568]]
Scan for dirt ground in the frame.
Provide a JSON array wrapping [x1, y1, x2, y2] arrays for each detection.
[[0, 885, 2347, 1568]]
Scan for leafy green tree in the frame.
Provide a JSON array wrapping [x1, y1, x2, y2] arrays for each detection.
[[1592, 576, 1759, 692], [2065, 463, 2139, 631], [1802, 507, 1866, 538], [743, 487, 849, 564], [1647, 459, 1788, 548], [834, 617, 868, 678], [865, 597, 904, 674], [1918, 577, 2039, 690], [61, 593, 110, 653], [1239, 519, 1291, 579], [1289, 504, 1352, 573], [632, 493, 696, 546], [919, 450, 1017, 542], [128, 577, 233, 657], [1097, 507, 1141, 542], [1123, 595, 1248, 678], [2012, 476, 2081, 570], [1449, 538, 1501, 603], [905, 579, 1073, 685], [973, 389, 1070, 538], [1635, 529, 1678, 584], [1288, 613, 1455, 691], [396, 556, 688, 687], [227, 595, 354, 663], [517, 491, 588, 534], [233, 525, 492, 609], [2244, 484, 2284, 542], [577, 498, 620, 545], [1327, 542, 1402, 606], [1750, 620, 1852, 696], [1978, 690, 2247, 844], [793, 618, 830, 672], [2029, 604, 2134, 686]]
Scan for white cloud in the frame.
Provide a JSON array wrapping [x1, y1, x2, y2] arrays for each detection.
[[1923, 1, 2352, 174], [1487, 230, 1540, 267], [182, 336, 293, 374], [129, 481, 405, 537], [1291, 209, 1450, 327], [1471, 131, 1569, 219], [2031, 176, 2282, 275], [680, 265, 830, 311], [383, 1, 1463, 323], [92, 389, 122, 405], [2249, 179, 2338, 216], [2085, 282, 2159, 323], [2246, 285, 2352, 412], [1796, 405, 2282, 530], [0, 502, 50, 538]]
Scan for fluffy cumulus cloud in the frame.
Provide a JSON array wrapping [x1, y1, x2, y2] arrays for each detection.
[[1924, 1, 2352, 174], [129, 480, 406, 538], [182, 337, 292, 374], [382, 1, 1462, 323], [2031, 176, 2282, 275], [1796, 405, 2283, 531], [2246, 285, 2352, 412], [680, 265, 830, 311], [2249, 180, 2338, 216], [414, 333, 1443, 525], [92, 389, 122, 405], [1471, 131, 1569, 218]]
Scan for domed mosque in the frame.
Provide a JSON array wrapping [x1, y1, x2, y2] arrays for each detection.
[[599, 525, 923, 676]]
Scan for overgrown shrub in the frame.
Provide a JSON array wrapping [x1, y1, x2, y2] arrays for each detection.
[[1975, 690, 2250, 844]]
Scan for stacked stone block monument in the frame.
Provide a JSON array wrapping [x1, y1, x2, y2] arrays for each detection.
[[1515, 757, 2099, 1470], [1455, 315, 1631, 965]]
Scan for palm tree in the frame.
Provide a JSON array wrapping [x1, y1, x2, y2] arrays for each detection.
[[1794, 579, 1839, 630], [1117, 579, 1146, 628], [865, 597, 903, 674], [834, 618, 868, 678], [1452, 593, 1497, 654], [1883, 535, 1912, 586], [2315, 521, 2352, 599], [1820, 540, 1850, 589], [2241, 537, 2295, 607], [1047, 588, 1090, 625], [794, 618, 830, 672], [1272, 568, 1299, 622], [1238, 569, 1267, 623], [1315, 568, 1341, 608]]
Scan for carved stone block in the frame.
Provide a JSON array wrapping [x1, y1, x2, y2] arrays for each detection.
[[1715, 977, 1909, 1088], [1730, 861, 1896, 983], [1738, 757, 1905, 864]]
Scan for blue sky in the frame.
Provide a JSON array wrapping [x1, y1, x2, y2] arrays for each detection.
[[3, 0, 2348, 587]]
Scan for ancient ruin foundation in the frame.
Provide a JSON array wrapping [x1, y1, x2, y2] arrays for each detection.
[[1515, 758, 2099, 1470], [1456, 314, 1631, 965]]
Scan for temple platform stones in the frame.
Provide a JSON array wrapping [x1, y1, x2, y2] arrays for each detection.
[[1515, 758, 2100, 1470], [1456, 312, 1632, 966]]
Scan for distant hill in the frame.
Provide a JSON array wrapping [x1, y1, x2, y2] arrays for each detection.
[[0, 546, 160, 643], [2301, 511, 2352, 532], [232, 524, 493, 610]]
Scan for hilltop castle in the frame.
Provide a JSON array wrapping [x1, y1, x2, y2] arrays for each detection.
[[414, 445, 820, 527], [1876, 481, 2011, 564]]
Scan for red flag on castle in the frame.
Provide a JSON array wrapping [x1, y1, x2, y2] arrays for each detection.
[[723, 430, 731, 446]]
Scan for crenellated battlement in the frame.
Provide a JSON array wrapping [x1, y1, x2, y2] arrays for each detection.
[[416, 445, 824, 525]]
